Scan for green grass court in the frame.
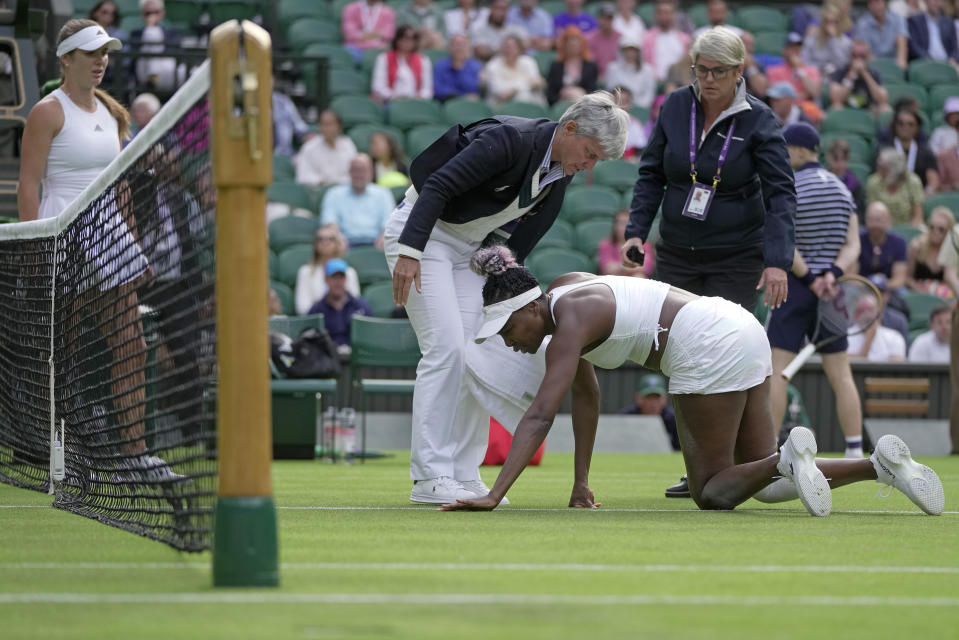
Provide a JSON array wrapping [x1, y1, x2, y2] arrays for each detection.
[[2, 451, 958, 639]]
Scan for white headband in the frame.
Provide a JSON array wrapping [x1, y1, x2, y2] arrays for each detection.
[[57, 25, 122, 57], [474, 286, 543, 344]]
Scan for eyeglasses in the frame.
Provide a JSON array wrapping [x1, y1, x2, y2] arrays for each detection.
[[691, 64, 736, 80], [895, 119, 918, 127], [142, 9, 161, 16], [929, 225, 950, 232], [315, 236, 337, 242]]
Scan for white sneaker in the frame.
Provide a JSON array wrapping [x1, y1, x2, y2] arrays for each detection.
[[871, 435, 944, 516], [776, 426, 831, 517], [410, 476, 475, 504], [459, 479, 509, 506], [113, 454, 187, 485]]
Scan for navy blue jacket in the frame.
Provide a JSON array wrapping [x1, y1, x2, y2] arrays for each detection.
[[627, 85, 796, 270], [400, 117, 571, 262], [907, 13, 959, 61], [308, 294, 372, 346]]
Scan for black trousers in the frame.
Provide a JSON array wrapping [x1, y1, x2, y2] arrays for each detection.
[[653, 241, 765, 311]]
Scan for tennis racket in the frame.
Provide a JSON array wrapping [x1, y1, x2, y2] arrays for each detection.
[[780, 274, 884, 381]]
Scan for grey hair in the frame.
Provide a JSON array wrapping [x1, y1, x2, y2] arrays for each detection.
[[689, 26, 746, 67], [877, 147, 907, 187], [131, 92, 161, 114], [139, 0, 164, 9], [557, 90, 629, 159]]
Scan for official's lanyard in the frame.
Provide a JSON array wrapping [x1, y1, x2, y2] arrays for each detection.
[[689, 101, 736, 188]]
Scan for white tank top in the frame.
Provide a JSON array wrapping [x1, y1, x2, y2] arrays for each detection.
[[549, 275, 671, 369], [38, 88, 119, 220]]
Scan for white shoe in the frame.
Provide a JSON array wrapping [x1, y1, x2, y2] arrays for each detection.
[[113, 454, 187, 485], [871, 435, 944, 515], [459, 479, 509, 506], [410, 476, 475, 504], [776, 426, 831, 517]]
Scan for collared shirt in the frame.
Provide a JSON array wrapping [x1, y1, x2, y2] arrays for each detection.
[[538, 131, 566, 188], [794, 161, 855, 274], [433, 56, 482, 100], [854, 10, 907, 59], [506, 6, 553, 38], [272, 92, 311, 156], [926, 14, 948, 60], [294, 135, 358, 186], [308, 293, 373, 346], [320, 183, 396, 244]]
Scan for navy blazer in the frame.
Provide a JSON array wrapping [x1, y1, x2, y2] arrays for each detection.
[[907, 13, 958, 61], [400, 117, 570, 262]]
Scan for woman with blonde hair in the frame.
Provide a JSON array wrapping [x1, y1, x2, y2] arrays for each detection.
[[907, 205, 956, 297], [800, 3, 852, 77], [546, 26, 599, 105], [481, 34, 547, 106], [294, 224, 361, 315]]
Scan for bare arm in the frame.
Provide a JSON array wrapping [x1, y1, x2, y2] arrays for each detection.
[[889, 260, 909, 291], [17, 100, 62, 221], [569, 357, 601, 508], [833, 213, 861, 274], [944, 264, 959, 298], [895, 35, 908, 70]]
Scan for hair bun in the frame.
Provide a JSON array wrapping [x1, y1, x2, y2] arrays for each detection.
[[470, 245, 518, 277]]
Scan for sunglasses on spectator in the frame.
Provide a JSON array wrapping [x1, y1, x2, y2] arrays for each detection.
[[315, 236, 337, 242], [691, 64, 736, 80], [929, 225, 950, 232], [896, 118, 918, 127], [142, 9, 161, 16]]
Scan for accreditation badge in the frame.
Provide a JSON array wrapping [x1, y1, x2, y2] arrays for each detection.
[[681, 182, 715, 221]]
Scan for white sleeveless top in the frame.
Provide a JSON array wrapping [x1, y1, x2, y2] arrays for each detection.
[[549, 275, 671, 369], [39, 88, 120, 220]]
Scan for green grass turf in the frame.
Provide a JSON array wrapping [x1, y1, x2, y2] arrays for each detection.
[[2, 452, 958, 639]]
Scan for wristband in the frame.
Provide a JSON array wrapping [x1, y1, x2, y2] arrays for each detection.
[[826, 264, 844, 278], [798, 271, 816, 286]]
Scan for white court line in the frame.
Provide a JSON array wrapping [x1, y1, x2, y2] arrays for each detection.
[[3, 562, 958, 575], [2, 593, 958, 607]]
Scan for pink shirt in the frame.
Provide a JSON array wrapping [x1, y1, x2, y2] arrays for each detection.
[[586, 30, 621, 75], [937, 147, 959, 191], [597, 238, 655, 277], [765, 63, 821, 101], [341, 1, 396, 50]]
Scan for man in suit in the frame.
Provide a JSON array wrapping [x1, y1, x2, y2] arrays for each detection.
[[385, 91, 628, 504], [129, 0, 183, 97], [907, 0, 959, 63]]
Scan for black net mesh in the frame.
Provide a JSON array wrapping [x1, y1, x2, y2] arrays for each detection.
[[0, 97, 217, 552]]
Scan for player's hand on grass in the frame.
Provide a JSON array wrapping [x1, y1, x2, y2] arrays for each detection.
[[438, 494, 501, 511], [568, 485, 601, 509]]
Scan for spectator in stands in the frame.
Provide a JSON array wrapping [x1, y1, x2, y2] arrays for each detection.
[[889, 0, 925, 19], [294, 109, 357, 187], [320, 154, 395, 247], [931, 97, 959, 156], [612, 0, 647, 43], [269, 287, 284, 316], [693, 0, 742, 39], [857, 201, 909, 287], [909, 304, 953, 362], [907, 205, 956, 297], [307, 258, 373, 348], [372, 25, 434, 103], [272, 81, 314, 157], [864, 272, 912, 345], [739, 32, 768, 98], [470, 0, 527, 62], [507, 0, 555, 51], [935, 212, 959, 452], [881, 106, 940, 194], [396, 0, 446, 50], [847, 293, 908, 361], [611, 87, 648, 159], [433, 33, 482, 101], [618, 373, 679, 451], [605, 39, 656, 109], [129, 92, 159, 138], [907, 0, 959, 63], [553, 0, 597, 36], [825, 138, 866, 216], [130, 0, 182, 97], [369, 131, 409, 185], [766, 33, 823, 123], [867, 148, 926, 227], [828, 39, 889, 113], [598, 210, 654, 276], [586, 4, 621, 77], [481, 34, 547, 106], [547, 27, 599, 105], [855, 0, 909, 69], [445, 0, 488, 38], [89, 1, 128, 43], [767, 81, 814, 127], [342, 0, 397, 57], [801, 4, 852, 77], [878, 96, 926, 147], [295, 224, 361, 316], [641, 0, 692, 81]]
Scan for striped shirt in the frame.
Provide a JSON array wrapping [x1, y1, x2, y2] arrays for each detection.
[[793, 162, 854, 273]]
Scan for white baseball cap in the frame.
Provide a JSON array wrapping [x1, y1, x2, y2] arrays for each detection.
[[57, 25, 122, 57], [474, 286, 543, 344]]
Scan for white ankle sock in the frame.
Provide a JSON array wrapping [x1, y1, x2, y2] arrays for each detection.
[[845, 437, 863, 458]]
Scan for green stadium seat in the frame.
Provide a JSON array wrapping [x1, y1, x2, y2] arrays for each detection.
[[165, 0, 204, 27], [279, 0, 333, 27], [637, 3, 655, 25], [884, 83, 929, 112], [287, 18, 341, 50], [302, 43, 356, 70], [908, 60, 959, 87], [497, 101, 550, 120], [208, 0, 260, 23], [443, 98, 494, 125], [330, 95, 385, 128], [267, 182, 315, 217], [734, 7, 787, 32], [388, 98, 444, 130], [72, 0, 99, 13], [871, 58, 905, 84], [390, 184, 409, 203], [621, 188, 634, 209], [270, 280, 295, 316], [687, 3, 709, 27], [350, 316, 422, 457], [540, 0, 567, 19], [347, 123, 406, 153], [753, 31, 788, 56], [550, 101, 573, 120], [923, 191, 959, 220], [630, 105, 650, 122], [345, 245, 391, 285], [574, 218, 613, 258], [114, 0, 140, 14], [362, 281, 399, 317], [406, 124, 450, 159], [360, 48, 385, 74], [276, 244, 315, 287], [891, 223, 923, 243], [538, 219, 575, 249], [533, 50, 555, 77], [273, 153, 295, 181], [560, 185, 622, 224], [592, 159, 638, 192], [821, 108, 877, 138], [329, 68, 370, 96], [818, 133, 874, 165], [526, 247, 596, 284], [269, 215, 319, 253], [269, 249, 279, 280], [901, 291, 946, 331], [332, 0, 355, 17], [927, 85, 959, 118], [423, 48, 448, 64]]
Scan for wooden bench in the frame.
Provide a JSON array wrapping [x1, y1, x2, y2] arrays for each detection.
[[863, 377, 930, 417]]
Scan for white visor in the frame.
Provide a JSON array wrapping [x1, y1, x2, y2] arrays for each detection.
[[474, 286, 543, 344], [57, 26, 122, 57]]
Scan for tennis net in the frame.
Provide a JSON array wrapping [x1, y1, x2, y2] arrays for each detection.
[[0, 62, 217, 552]]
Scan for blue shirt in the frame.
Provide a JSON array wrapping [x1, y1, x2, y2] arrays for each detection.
[[320, 184, 396, 245], [854, 11, 907, 60], [272, 92, 311, 156], [553, 12, 597, 36], [507, 6, 554, 38], [308, 294, 373, 346], [432, 57, 482, 101]]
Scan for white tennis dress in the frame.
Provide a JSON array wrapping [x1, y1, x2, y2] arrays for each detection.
[[40, 88, 148, 289]]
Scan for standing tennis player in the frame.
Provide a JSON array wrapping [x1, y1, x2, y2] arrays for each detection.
[[767, 122, 865, 459], [386, 91, 628, 504]]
